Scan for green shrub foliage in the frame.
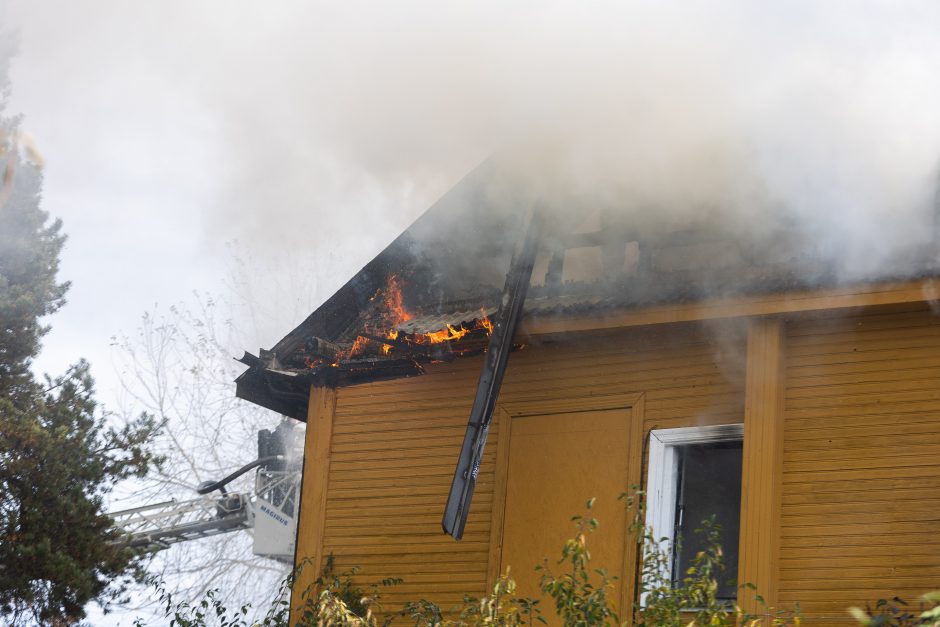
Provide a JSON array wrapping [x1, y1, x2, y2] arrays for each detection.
[[403, 571, 543, 626], [135, 495, 936, 626], [849, 592, 940, 627]]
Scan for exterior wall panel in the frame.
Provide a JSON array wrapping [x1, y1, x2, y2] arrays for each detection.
[[295, 304, 940, 622], [312, 324, 745, 614], [780, 304, 940, 623], [324, 361, 490, 610]]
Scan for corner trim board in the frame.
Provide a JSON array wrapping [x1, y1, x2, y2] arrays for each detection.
[[290, 385, 337, 621]]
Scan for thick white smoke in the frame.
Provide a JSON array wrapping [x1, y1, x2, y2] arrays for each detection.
[[7, 0, 940, 285], [193, 1, 940, 278]]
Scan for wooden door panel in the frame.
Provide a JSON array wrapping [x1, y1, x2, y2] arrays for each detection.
[[499, 408, 632, 618]]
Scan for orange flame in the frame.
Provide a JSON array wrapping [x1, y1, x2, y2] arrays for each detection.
[[409, 311, 494, 347], [382, 329, 399, 355], [383, 274, 412, 325], [344, 276, 413, 360], [479, 311, 494, 335], [308, 276, 497, 368], [347, 335, 370, 359], [424, 324, 470, 344]]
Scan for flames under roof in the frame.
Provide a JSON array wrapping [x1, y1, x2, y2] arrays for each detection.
[[235, 161, 940, 420]]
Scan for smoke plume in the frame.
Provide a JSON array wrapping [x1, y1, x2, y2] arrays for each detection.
[[196, 1, 940, 278], [7, 0, 940, 296]]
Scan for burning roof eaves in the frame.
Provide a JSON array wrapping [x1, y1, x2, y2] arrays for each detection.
[[397, 307, 499, 335], [262, 160, 521, 360], [236, 251, 940, 421], [235, 160, 940, 421], [235, 350, 430, 420]]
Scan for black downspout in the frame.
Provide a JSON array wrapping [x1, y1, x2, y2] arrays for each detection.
[[442, 205, 543, 539]]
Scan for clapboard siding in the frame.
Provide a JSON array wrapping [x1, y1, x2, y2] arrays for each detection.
[[780, 304, 940, 623], [322, 364, 488, 609], [301, 304, 940, 621], [314, 324, 744, 613]]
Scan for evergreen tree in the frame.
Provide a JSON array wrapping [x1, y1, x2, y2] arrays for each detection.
[[0, 41, 160, 625], [0, 156, 68, 398]]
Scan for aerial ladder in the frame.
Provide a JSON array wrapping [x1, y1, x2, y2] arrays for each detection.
[[108, 422, 302, 563]]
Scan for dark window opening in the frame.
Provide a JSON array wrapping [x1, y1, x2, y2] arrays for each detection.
[[671, 441, 743, 601]]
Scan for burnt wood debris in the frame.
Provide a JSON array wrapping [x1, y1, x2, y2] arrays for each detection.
[[442, 206, 543, 539]]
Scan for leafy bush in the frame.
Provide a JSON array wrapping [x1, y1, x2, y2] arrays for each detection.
[[849, 592, 940, 627], [537, 498, 620, 627], [618, 489, 798, 627], [133, 495, 937, 627], [133, 577, 287, 627], [291, 556, 400, 627], [402, 570, 543, 626], [137, 555, 396, 626], [632, 515, 798, 627]]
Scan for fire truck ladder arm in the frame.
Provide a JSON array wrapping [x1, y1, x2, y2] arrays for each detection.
[[108, 494, 252, 553], [107, 423, 303, 560]]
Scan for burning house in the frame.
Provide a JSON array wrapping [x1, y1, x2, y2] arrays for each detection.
[[236, 161, 940, 624]]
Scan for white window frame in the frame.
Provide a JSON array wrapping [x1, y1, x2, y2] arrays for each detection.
[[644, 423, 744, 590]]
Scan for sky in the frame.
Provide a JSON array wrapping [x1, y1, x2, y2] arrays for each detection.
[[4, 0, 940, 624], [3, 2, 450, 399]]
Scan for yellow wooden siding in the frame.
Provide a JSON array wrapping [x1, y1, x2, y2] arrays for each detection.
[[314, 324, 745, 613], [324, 364, 490, 610], [299, 304, 940, 622], [738, 319, 786, 614], [292, 386, 337, 619], [780, 304, 940, 623]]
